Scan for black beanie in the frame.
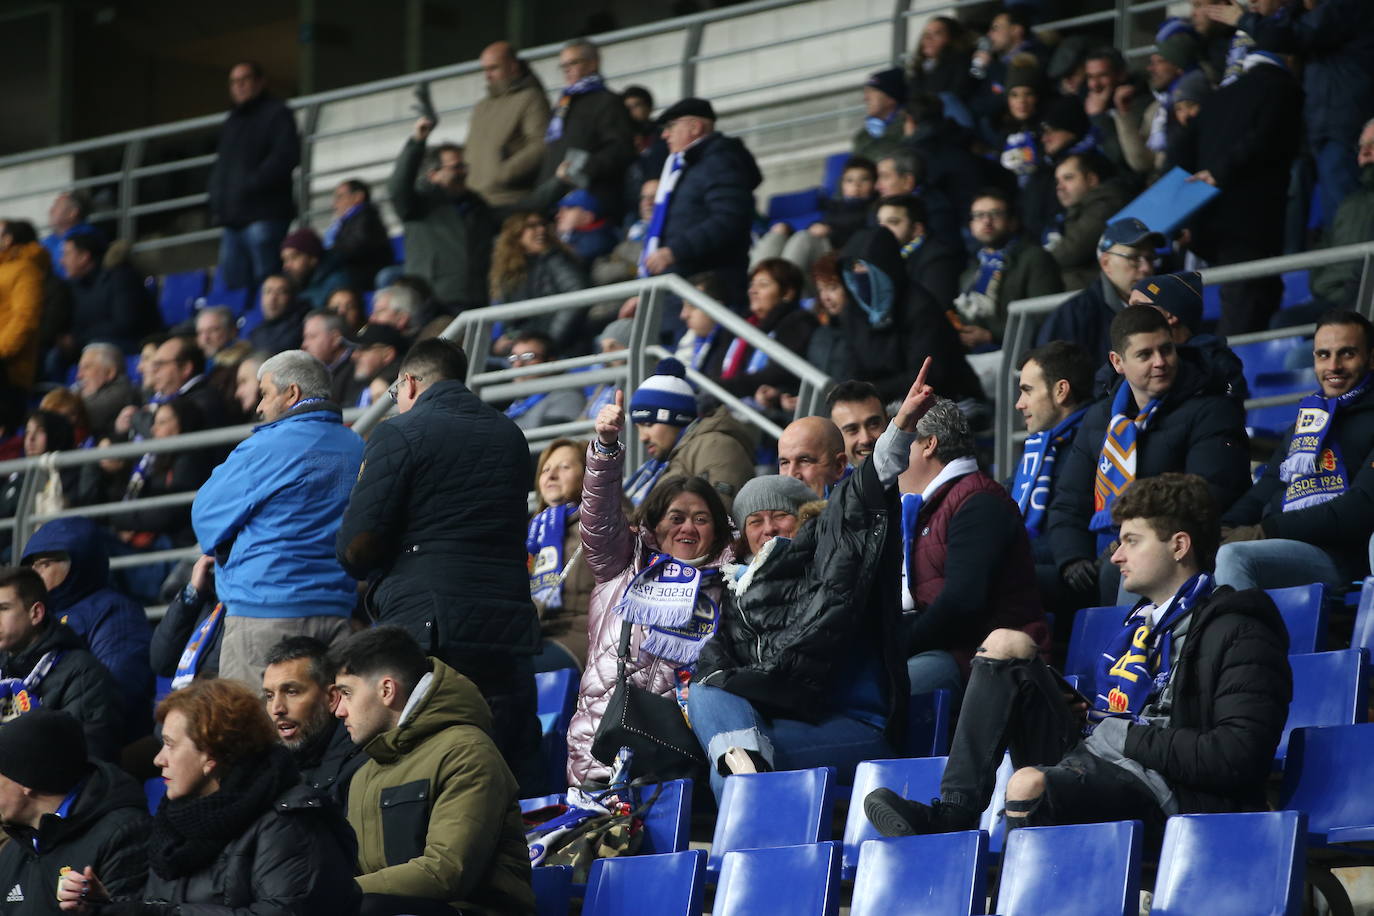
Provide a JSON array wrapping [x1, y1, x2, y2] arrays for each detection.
[[0, 710, 90, 794]]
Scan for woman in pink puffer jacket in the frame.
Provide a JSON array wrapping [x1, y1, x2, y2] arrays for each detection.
[[565, 391, 734, 787]]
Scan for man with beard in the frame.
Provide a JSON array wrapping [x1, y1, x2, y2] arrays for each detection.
[[263, 636, 365, 806], [827, 380, 889, 468]]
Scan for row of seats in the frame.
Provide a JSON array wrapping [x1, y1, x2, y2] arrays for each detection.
[[536, 810, 1304, 915]]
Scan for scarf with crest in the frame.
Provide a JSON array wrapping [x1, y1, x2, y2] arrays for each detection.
[[1279, 374, 1371, 511]]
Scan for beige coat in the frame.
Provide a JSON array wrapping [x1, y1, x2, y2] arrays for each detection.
[[466, 69, 551, 208]]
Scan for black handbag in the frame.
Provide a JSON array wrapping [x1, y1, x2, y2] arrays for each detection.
[[590, 621, 706, 778]]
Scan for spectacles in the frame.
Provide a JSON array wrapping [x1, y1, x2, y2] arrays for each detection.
[[559, 58, 590, 71], [507, 352, 543, 365], [970, 210, 1007, 221], [387, 373, 423, 404], [1105, 250, 1157, 268]]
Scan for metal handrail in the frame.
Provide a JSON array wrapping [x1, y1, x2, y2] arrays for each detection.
[[993, 242, 1374, 473]]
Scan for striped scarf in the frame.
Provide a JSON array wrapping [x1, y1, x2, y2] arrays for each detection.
[[545, 74, 605, 142], [1091, 383, 1162, 549]]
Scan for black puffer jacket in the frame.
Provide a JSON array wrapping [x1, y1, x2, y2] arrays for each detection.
[[208, 93, 300, 228], [694, 458, 909, 746], [1048, 359, 1251, 568], [297, 719, 367, 809], [1123, 586, 1292, 814], [0, 761, 150, 915], [1222, 385, 1374, 579], [0, 622, 123, 761], [337, 380, 540, 658], [332, 201, 394, 290]]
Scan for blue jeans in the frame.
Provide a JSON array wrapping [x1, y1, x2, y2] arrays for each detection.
[[217, 219, 290, 292], [907, 650, 964, 703], [1214, 539, 1346, 592], [687, 683, 892, 802]]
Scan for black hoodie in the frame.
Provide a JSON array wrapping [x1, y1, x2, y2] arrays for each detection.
[[0, 622, 123, 761], [839, 228, 984, 403], [0, 761, 150, 914]]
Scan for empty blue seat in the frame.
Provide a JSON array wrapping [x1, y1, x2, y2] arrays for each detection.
[[159, 270, 206, 328], [1232, 337, 1310, 390], [709, 767, 836, 873], [997, 819, 1142, 916], [1278, 650, 1368, 766], [851, 831, 989, 916], [843, 757, 947, 878], [536, 668, 578, 793], [519, 794, 565, 813], [531, 864, 573, 916], [205, 286, 251, 318], [238, 306, 264, 336], [765, 187, 824, 232], [1150, 811, 1304, 916], [904, 688, 952, 758], [583, 850, 706, 916], [1280, 724, 1374, 848], [1352, 577, 1374, 653], [1281, 269, 1311, 310], [1247, 370, 1310, 435], [1267, 583, 1326, 653], [1063, 604, 1132, 692], [715, 842, 840, 916], [389, 234, 405, 263], [635, 778, 693, 855], [821, 152, 851, 198]]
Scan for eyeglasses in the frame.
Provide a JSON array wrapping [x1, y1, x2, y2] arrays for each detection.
[[559, 58, 590, 71], [970, 210, 1007, 221], [1105, 250, 1157, 268], [387, 373, 423, 404], [507, 352, 543, 365]]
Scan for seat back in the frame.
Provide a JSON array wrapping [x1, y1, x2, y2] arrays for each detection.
[[715, 842, 841, 916], [904, 688, 953, 757], [205, 286, 251, 318], [1063, 605, 1132, 695], [997, 820, 1142, 916], [583, 850, 706, 916], [1267, 583, 1327, 654], [1278, 650, 1368, 765], [1150, 811, 1304, 916], [1352, 577, 1374, 653], [978, 753, 1014, 854], [1280, 724, 1374, 845], [821, 152, 851, 197], [158, 270, 206, 327], [709, 767, 836, 872], [536, 668, 578, 734], [843, 757, 947, 877], [765, 187, 824, 231], [851, 831, 989, 916], [532, 864, 573, 916], [1247, 370, 1309, 435], [635, 778, 693, 855]]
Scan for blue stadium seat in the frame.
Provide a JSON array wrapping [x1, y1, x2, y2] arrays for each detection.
[[1063, 604, 1132, 692], [1202, 283, 1221, 323], [714, 842, 841, 916], [850, 831, 989, 916], [979, 753, 1014, 855], [238, 306, 264, 336], [997, 820, 1142, 916], [765, 188, 824, 232], [532, 864, 573, 916], [583, 850, 706, 916], [821, 152, 851, 198], [1351, 577, 1374, 653], [144, 776, 166, 814], [205, 286, 251, 318], [1267, 583, 1327, 654], [1247, 369, 1310, 436], [519, 794, 565, 813], [1278, 650, 1368, 767], [636, 778, 693, 855], [1280, 724, 1374, 848], [1232, 337, 1310, 390], [389, 234, 405, 264], [126, 354, 143, 386], [159, 270, 206, 328], [904, 687, 952, 757], [709, 767, 836, 873], [1150, 811, 1304, 916], [1281, 269, 1311, 311], [842, 757, 947, 878], [536, 668, 577, 792]]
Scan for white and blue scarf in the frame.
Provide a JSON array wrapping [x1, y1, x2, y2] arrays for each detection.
[[1012, 406, 1088, 537], [614, 553, 720, 664], [505, 392, 549, 420], [639, 151, 685, 277], [624, 458, 670, 507], [172, 603, 224, 690], [323, 202, 362, 249], [1279, 374, 1371, 511], [545, 74, 606, 142], [0, 650, 65, 720], [527, 504, 578, 609]]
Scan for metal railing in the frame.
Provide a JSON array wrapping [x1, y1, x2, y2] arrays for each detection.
[[0, 0, 1168, 256], [992, 242, 1374, 474]]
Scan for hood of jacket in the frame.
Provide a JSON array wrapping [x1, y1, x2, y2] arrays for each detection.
[[839, 228, 909, 328], [22, 517, 109, 609], [1099, 349, 1221, 410], [10, 760, 146, 849], [364, 659, 493, 765]]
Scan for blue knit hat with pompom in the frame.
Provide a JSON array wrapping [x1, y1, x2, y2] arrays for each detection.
[[629, 358, 698, 428]]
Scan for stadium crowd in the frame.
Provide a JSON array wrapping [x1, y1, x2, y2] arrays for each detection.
[[0, 0, 1369, 911]]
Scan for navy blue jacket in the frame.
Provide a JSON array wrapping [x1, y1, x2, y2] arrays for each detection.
[[1036, 273, 1123, 366], [208, 92, 300, 227], [660, 132, 763, 304], [21, 517, 153, 741]]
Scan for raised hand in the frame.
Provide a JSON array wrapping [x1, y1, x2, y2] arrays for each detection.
[[595, 389, 625, 446], [895, 357, 936, 432], [413, 117, 435, 142]]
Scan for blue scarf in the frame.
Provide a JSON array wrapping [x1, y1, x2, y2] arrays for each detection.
[[1092, 573, 1212, 723], [584, 384, 616, 419], [506, 392, 549, 420], [323, 203, 362, 248], [1148, 74, 1183, 153], [1001, 131, 1041, 184], [0, 650, 65, 720], [968, 246, 1008, 297], [1091, 383, 1162, 551], [172, 603, 224, 690], [843, 263, 897, 330], [1279, 374, 1371, 511], [900, 492, 923, 597], [624, 458, 670, 507], [545, 74, 606, 142], [1012, 406, 1088, 537], [639, 152, 684, 277], [864, 110, 898, 139], [527, 504, 578, 609], [614, 553, 720, 664], [689, 328, 719, 371]]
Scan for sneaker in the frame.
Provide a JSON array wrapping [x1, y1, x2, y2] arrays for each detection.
[[863, 788, 977, 837]]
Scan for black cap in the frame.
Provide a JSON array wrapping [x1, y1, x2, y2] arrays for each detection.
[[1132, 271, 1203, 334], [0, 710, 91, 794], [657, 97, 716, 126], [349, 323, 409, 351], [1042, 96, 1090, 138], [1098, 217, 1167, 253]]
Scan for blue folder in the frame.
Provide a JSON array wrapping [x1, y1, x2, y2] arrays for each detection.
[[1108, 166, 1221, 237]]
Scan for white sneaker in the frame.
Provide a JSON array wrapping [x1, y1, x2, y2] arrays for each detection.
[[722, 747, 758, 776]]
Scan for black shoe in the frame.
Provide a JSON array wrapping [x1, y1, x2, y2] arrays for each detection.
[[863, 788, 977, 837]]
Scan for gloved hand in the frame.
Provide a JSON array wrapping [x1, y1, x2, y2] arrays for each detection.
[[1061, 558, 1099, 594]]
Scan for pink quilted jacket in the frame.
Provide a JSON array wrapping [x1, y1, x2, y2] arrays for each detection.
[[565, 443, 730, 787]]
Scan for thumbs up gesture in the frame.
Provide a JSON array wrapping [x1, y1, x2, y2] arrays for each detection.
[[595, 390, 625, 446]]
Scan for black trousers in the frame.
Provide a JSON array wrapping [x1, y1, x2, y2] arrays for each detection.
[[361, 893, 463, 916], [940, 655, 1164, 837], [439, 650, 544, 796]]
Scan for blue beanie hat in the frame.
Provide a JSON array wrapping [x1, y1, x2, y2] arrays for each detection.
[[629, 358, 698, 428]]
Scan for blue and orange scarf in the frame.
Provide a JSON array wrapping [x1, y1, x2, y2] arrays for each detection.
[[1091, 384, 1162, 551]]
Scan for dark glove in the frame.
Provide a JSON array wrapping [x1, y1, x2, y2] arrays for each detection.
[[1061, 558, 1099, 593]]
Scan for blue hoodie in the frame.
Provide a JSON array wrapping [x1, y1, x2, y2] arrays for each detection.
[[192, 401, 364, 618], [21, 516, 154, 739]]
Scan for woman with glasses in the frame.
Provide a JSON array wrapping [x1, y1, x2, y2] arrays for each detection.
[[489, 210, 589, 356]]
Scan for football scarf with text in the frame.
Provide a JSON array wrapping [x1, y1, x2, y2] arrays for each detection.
[[1012, 406, 1088, 537], [1279, 374, 1371, 511], [613, 553, 719, 664]]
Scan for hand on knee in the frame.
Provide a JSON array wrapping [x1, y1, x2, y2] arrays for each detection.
[[977, 628, 1038, 661], [1005, 767, 1046, 821]]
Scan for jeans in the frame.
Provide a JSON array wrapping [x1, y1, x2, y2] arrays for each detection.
[[687, 683, 892, 802], [217, 218, 290, 292], [907, 650, 964, 703], [1214, 539, 1346, 592]]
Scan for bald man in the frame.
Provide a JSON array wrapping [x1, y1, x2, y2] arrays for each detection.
[[777, 416, 849, 496], [468, 41, 551, 208]]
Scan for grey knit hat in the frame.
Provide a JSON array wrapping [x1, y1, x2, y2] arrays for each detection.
[[731, 474, 817, 529], [599, 318, 634, 348]]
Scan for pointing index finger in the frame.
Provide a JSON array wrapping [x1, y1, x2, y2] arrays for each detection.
[[914, 356, 932, 393]]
